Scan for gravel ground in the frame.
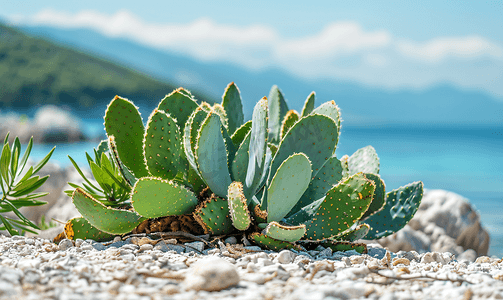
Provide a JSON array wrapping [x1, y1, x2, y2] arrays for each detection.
[[1, 234, 502, 300]]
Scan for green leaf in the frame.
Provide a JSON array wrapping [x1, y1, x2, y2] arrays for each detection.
[[10, 137, 21, 178], [1, 143, 12, 183], [2, 198, 39, 229], [0, 215, 17, 235], [33, 146, 55, 174], [3, 132, 9, 145], [10, 175, 49, 197], [18, 137, 33, 176]]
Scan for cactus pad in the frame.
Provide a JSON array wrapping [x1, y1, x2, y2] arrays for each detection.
[[280, 110, 300, 140], [364, 181, 423, 239], [268, 85, 289, 144], [264, 222, 306, 242], [249, 233, 302, 251], [183, 107, 207, 176], [320, 240, 368, 254], [301, 92, 315, 117], [72, 188, 145, 234], [231, 131, 251, 185], [334, 223, 371, 242], [131, 177, 198, 218], [108, 135, 136, 187], [231, 120, 252, 147], [95, 140, 109, 158], [196, 113, 232, 198], [361, 173, 386, 220], [143, 110, 183, 180], [222, 82, 244, 135], [227, 182, 251, 231], [348, 145, 380, 175], [193, 195, 234, 235], [290, 155, 344, 215], [245, 97, 269, 197], [267, 153, 312, 222], [104, 96, 148, 178], [64, 217, 115, 242], [311, 100, 341, 133], [270, 114, 338, 181], [303, 173, 375, 241], [157, 88, 199, 130]]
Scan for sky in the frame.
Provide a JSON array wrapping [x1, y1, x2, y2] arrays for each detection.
[[2, 0, 503, 98]]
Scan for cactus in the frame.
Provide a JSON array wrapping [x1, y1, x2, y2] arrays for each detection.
[[227, 182, 251, 231], [63, 217, 115, 242], [60, 83, 423, 255], [221, 82, 244, 135], [268, 85, 289, 144], [363, 181, 423, 239], [193, 193, 234, 235]]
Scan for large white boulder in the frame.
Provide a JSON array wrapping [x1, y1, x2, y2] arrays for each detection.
[[376, 189, 490, 256]]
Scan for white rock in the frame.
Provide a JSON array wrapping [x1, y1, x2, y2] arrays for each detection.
[[184, 257, 239, 291], [277, 250, 296, 264]]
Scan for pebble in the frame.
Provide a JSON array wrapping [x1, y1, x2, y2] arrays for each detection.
[[184, 257, 239, 291], [277, 250, 296, 264], [0, 234, 503, 299]]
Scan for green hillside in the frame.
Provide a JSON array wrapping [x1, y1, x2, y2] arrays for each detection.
[[0, 23, 212, 109]]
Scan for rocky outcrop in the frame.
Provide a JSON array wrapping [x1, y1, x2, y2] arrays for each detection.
[[0, 105, 87, 144], [376, 189, 490, 256]]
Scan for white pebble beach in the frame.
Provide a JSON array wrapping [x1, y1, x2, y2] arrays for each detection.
[[1, 235, 502, 300]]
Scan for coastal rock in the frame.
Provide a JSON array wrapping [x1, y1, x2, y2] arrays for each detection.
[[0, 105, 87, 144], [376, 189, 490, 256]]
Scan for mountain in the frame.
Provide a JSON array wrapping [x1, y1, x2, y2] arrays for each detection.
[[12, 24, 503, 125], [0, 23, 214, 118]]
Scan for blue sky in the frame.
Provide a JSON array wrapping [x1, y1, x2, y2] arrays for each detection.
[[2, 0, 502, 98]]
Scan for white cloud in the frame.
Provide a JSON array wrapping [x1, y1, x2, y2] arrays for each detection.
[[275, 22, 391, 59], [22, 9, 277, 64], [7, 9, 503, 97], [397, 36, 503, 62]]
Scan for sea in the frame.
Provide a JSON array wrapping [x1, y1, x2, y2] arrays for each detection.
[[27, 120, 503, 257]]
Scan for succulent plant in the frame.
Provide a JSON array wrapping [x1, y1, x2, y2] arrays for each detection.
[[187, 86, 422, 253], [0, 133, 55, 235], [60, 83, 423, 255]]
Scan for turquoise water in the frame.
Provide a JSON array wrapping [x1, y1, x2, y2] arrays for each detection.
[[28, 124, 503, 256]]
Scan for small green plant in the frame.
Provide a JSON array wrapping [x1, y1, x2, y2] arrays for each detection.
[[0, 133, 55, 235], [38, 215, 58, 230], [65, 140, 132, 207], [60, 83, 423, 253]]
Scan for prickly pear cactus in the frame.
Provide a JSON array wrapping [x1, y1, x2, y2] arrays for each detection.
[[61, 83, 423, 254]]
